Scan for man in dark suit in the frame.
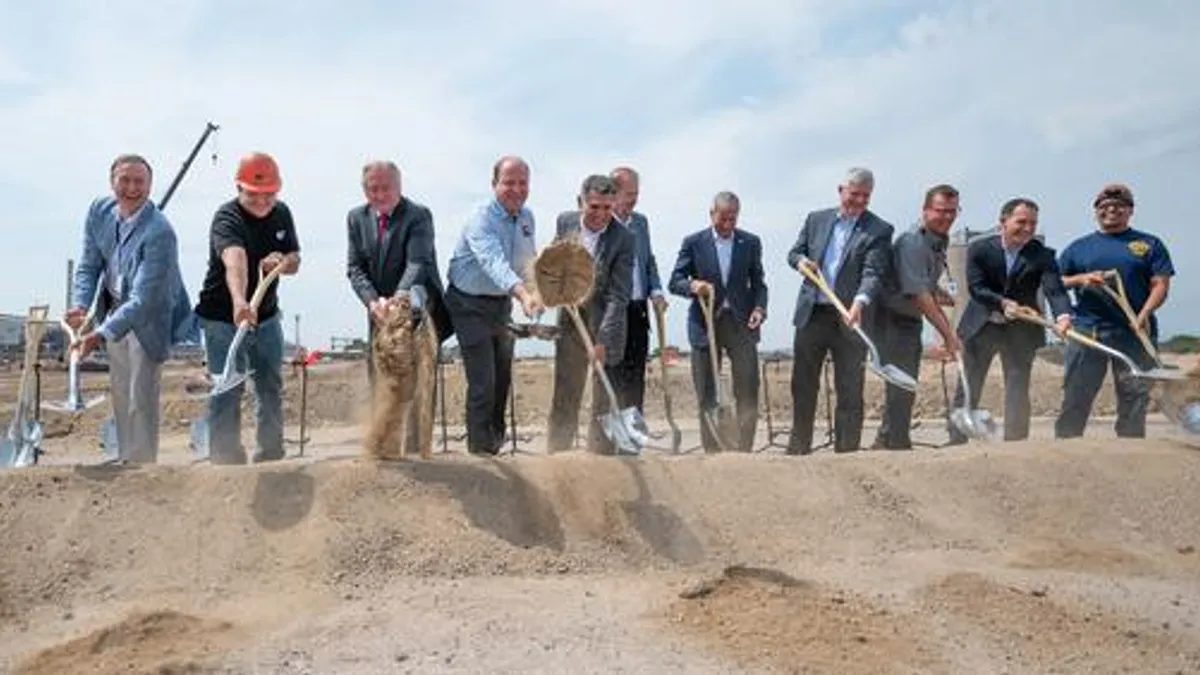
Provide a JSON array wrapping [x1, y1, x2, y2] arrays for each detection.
[[609, 166, 668, 413], [345, 160, 453, 386], [951, 197, 1072, 443], [546, 174, 635, 455], [786, 167, 893, 454], [668, 191, 768, 452]]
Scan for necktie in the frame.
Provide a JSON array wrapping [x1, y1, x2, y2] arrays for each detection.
[[377, 213, 389, 268]]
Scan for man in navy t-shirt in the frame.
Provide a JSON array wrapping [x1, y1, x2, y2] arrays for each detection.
[[1055, 184, 1175, 439]]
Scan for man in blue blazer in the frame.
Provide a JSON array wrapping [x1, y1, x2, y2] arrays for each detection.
[[70, 154, 196, 464], [609, 166, 668, 413], [668, 191, 768, 452], [785, 167, 894, 454]]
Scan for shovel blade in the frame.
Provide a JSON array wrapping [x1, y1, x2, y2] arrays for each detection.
[[702, 405, 740, 452], [99, 417, 120, 460], [951, 407, 999, 441], [0, 423, 42, 469], [1136, 367, 1188, 382], [875, 364, 918, 393], [189, 419, 210, 461], [208, 370, 252, 398], [1181, 401, 1200, 436], [598, 409, 645, 456], [0, 438, 16, 469]]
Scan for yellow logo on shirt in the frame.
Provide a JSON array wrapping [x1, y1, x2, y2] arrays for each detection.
[[1127, 240, 1151, 257]]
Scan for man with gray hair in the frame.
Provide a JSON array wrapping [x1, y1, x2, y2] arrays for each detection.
[[546, 174, 635, 454], [786, 167, 894, 454], [668, 191, 768, 452], [445, 156, 543, 455], [346, 159, 453, 390]]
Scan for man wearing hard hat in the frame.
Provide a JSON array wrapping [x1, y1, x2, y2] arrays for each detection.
[[194, 152, 302, 464]]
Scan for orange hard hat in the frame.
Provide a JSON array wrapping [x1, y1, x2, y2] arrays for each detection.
[[235, 152, 281, 193]]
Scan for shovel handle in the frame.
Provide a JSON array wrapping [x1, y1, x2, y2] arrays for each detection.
[[697, 289, 723, 388], [563, 305, 622, 412], [653, 302, 670, 388], [796, 262, 855, 322], [1098, 278, 1160, 364], [1011, 305, 1139, 369]]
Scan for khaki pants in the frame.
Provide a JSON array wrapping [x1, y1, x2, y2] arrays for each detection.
[[107, 332, 162, 463]]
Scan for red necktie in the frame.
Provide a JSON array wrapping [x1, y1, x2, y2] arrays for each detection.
[[377, 212, 388, 247]]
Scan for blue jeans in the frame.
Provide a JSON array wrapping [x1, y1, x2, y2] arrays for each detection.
[[202, 315, 285, 463], [1055, 326, 1153, 439]]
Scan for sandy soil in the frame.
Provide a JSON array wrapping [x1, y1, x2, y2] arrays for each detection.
[[2, 353, 1200, 673]]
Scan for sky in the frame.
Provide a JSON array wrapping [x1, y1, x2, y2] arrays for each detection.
[[1, 0, 1198, 357]]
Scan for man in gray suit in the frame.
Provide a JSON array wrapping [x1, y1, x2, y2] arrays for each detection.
[[609, 166, 667, 413], [346, 160, 453, 388], [546, 175, 635, 455], [786, 167, 894, 454]]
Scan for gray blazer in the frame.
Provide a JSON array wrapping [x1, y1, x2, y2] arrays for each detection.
[[345, 197, 452, 343], [554, 211, 635, 365], [786, 207, 894, 329], [623, 212, 663, 299]]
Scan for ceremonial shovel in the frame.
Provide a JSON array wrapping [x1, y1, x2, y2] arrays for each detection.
[[203, 265, 285, 399], [562, 306, 648, 455], [1009, 305, 1185, 382], [795, 262, 918, 393], [696, 287, 739, 452], [0, 306, 51, 469], [42, 287, 106, 415], [949, 353, 999, 441]]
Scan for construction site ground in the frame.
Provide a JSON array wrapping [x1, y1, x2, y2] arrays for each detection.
[[2, 355, 1199, 674]]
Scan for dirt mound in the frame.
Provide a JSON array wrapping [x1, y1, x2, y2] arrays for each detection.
[[666, 565, 941, 673], [3, 440, 1200, 670], [12, 609, 235, 675], [920, 572, 1200, 673]]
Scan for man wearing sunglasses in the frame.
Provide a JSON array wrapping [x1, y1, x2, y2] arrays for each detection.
[[1055, 184, 1175, 439]]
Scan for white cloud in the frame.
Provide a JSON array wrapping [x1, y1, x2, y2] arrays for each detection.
[[0, 0, 1197, 360]]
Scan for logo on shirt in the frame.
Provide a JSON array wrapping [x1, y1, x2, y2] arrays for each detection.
[[276, 230, 286, 241], [1127, 240, 1151, 257]]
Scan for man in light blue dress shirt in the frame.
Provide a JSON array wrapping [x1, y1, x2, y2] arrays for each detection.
[[444, 156, 544, 455]]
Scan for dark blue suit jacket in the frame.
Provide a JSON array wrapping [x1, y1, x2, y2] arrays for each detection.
[[668, 227, 768, 349]]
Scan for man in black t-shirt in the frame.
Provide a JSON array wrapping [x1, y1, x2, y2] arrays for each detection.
[[195, 152, 301, 464]]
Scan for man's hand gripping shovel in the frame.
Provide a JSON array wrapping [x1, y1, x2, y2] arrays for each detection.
[[1096, 271, 1199, 437], [695, 285, 739, 452], [43, 288, 107, 415], [203, 265, 285, 399], [794, 259, 918, 393], [188, 265, 284, 462]]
